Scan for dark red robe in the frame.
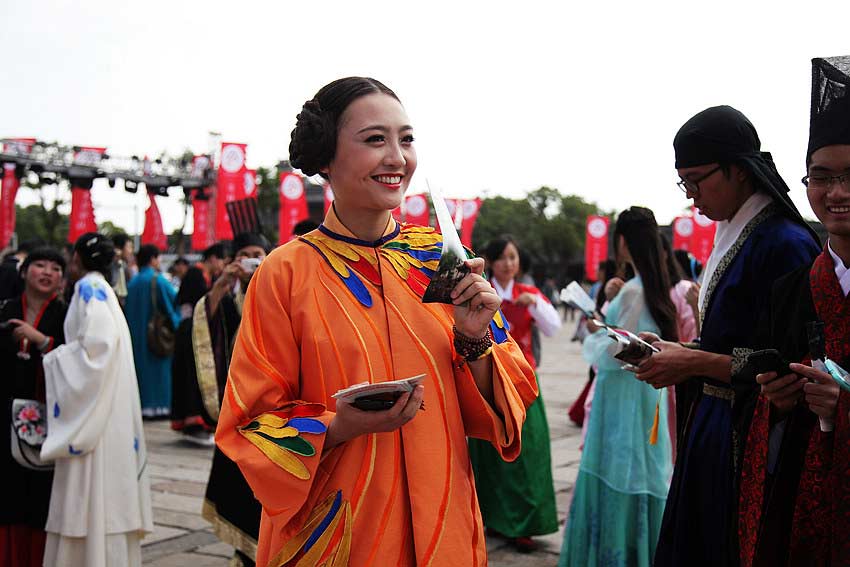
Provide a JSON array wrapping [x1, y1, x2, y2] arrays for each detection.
[[738, 249, 850, 567]]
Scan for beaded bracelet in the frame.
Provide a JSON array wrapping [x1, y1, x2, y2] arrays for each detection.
[[453, 326, 493, 362]]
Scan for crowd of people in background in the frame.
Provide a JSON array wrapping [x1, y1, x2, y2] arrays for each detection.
[[2, 59, 849, 567]]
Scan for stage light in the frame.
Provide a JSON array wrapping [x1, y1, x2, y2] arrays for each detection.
[[125, 180, 138, 193], [108, 177, 116, 188]]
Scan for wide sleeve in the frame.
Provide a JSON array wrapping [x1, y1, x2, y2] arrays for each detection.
[[453, 310, 538, 462], [40, 283, 121, 460], [527, 289, 562, 337], [582, 283, 642, 371], [214, 257, 332, 525]]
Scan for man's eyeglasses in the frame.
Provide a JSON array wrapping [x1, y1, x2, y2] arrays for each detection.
[[677, 166, 721, 195], [801, 172, 850, 190]]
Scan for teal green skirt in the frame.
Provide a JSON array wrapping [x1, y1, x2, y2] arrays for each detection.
[[468, 390, 558, 537], [559, 470, 666, 567]]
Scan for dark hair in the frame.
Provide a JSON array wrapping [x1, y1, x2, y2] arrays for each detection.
[[176, 266, 208, 307], [74, 233, 115, 279], [293, 219, 319, 236], [202, 243, 227, 261], [674, 249, 702, 281], [173, 257, 190, 267], [483, 235, 520, 265], [136, 244, 160, 268], [659, 234, 684, 285], [289, 77, 400, 179], [613, 207, 678, 341], [112, 233, 131, 250], [17, 238, 46, 255], [20, 246, 66, 275]]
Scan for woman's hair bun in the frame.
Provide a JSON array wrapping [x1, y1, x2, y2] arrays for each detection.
[[289, 99, 335, 177], [288, 77, 400, 179]]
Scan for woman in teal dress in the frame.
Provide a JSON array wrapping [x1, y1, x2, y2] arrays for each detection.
[[560, 207, 676, 566]]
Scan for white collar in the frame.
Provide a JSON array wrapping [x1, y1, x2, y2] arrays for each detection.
[[492, 279, 514, 301], [827, 240, 850, 297], [698, 192, 774, 312]]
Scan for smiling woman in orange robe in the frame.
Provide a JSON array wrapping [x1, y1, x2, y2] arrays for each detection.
[[215, 77, 537, 567]]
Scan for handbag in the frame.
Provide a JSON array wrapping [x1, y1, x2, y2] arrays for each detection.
[[10, 398, 53, 471], [147, 275, 175, 357]]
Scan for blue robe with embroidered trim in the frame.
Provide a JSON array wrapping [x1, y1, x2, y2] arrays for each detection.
[[654, 214, 819, 567]]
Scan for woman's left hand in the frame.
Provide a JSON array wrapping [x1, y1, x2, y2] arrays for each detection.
[[8, 319, 46, 344], [452, 258, 501, 339]]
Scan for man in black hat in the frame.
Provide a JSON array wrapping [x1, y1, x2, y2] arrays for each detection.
[[633, 106, 820, 566], [197, 231, 272, 567], [737, 55, 850, 567]]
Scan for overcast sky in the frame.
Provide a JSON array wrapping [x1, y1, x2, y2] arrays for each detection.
[[2, 0, 849, 234]]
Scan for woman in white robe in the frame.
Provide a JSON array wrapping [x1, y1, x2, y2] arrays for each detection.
[[40, 232, 153, 567]]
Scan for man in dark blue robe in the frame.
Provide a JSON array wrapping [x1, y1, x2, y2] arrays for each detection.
[[635, 106, 820, 566]]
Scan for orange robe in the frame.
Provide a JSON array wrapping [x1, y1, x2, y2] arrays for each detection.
[[216, 209, 537, 567]]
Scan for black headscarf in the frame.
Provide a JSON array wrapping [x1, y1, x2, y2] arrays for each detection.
[[232, 232, 272, 255], [674, 105, 818, 242], [808, 56, 850, 163]]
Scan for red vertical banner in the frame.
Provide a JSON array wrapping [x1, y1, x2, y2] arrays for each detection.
[[323, 182, 334, 214], [68, 188, 98, 243], [672, 216, 694, 251], [278, 172, 308, 244], [0, 138, 35, 249], [460, 198, 481, 247], [243, 169, 257, 199], [584, 215, 609, 282], [191, 195, 211, 251], [690, 208, 716, 265], [141, 190, 167, 249], [216, 142, 248, 240], [0, 164, 20, 249], [404, 194, 430, 226], [68, 147, 105, 243], [445, 199, 465, 230]]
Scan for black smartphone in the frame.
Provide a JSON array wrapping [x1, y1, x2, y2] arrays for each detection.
[[747, 349, 792, 377], [351, 392, 401, 411]]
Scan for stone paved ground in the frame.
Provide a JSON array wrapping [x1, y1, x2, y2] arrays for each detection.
[[141, 317, 587, 566]]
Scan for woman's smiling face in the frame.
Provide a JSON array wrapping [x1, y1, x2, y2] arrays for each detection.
[[322, 93, 417, 215]]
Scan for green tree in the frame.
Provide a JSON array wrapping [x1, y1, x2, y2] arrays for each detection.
[[471, 187, 603, 285]]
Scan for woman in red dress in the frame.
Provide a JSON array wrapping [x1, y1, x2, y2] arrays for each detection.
[[469, 236, 561, 552]]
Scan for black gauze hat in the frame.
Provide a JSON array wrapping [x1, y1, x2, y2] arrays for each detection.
[[232, 232, 271, 255], [808, 56, 850, 163]]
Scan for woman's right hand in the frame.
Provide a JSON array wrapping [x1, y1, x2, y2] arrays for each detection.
[[325, 385, 425, 450], [604, 277, 625, 301]]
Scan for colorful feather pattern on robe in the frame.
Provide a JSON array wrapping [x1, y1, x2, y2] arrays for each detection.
[[300, 224, 442, 305], [301, 223, 511, 344], [238, 402, 326, 480], [269, 490, 352, 567]]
